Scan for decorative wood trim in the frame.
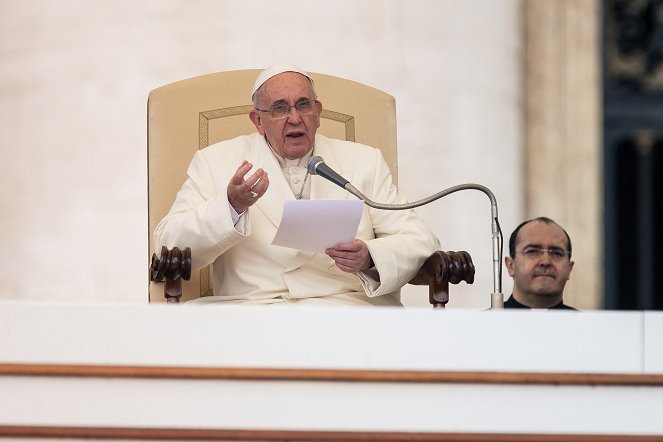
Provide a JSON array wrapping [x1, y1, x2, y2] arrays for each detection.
[[3, 363, 661, 441], [320, 109, 355, 141], [1, 425, 662, 441], [198, 107, 356, 151], [199, 105, 255, 149], [1, 363, 662, 386]]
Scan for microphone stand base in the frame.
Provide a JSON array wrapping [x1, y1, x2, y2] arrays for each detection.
[[491, 292, 505, 309]]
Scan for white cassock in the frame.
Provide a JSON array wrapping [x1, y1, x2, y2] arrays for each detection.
[[154, 133, 440, 306]]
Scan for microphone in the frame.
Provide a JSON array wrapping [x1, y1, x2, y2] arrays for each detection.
[[307, 155, 349, 188], [306, 154, 505, 309]]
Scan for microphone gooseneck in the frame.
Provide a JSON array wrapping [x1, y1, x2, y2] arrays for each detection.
[[306, 155, 505, 309]]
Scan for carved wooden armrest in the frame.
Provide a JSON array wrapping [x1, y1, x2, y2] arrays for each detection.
[[408, 251, 475, 308], [150, 246, 192, 303], [150, 247, 474, 308]]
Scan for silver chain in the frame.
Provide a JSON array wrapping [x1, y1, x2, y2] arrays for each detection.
[[295, 171, 310, 200]]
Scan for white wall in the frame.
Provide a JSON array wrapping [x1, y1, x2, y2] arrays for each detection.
[[0, 0, 521, 308]]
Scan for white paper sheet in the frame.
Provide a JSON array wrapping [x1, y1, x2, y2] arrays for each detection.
[[271, 200, 364, 253]]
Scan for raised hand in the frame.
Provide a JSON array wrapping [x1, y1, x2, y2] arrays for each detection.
[[227, 160, 269, 213]]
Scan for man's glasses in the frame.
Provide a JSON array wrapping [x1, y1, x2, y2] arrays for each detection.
[[518, 246, 570, 260], [255, 99, 318, 120]]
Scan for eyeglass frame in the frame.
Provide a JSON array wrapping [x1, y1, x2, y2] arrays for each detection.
[[254, 99, 319, 120], [516, 246, 571, 260]]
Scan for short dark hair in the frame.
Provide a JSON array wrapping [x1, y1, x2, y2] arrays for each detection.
[[508, 217, 572, 258]]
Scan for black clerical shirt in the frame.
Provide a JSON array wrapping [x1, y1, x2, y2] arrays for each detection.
[[504, 295, 577, 310]]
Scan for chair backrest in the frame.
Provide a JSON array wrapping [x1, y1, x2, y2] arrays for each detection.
[[147, 69, 398, 302]]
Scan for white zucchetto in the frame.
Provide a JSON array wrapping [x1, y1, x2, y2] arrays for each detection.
[[251, 63, 315, 99]]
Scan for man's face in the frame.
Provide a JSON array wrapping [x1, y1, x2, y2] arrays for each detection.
[[249, 72, 322, 160], [505, 221, 574, 301]]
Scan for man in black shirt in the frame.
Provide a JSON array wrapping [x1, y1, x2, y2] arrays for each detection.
[[504, 217, 577, 310]]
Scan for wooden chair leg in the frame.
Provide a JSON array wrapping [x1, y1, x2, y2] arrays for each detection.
[[409, 251, 475, 308], [150, 246, 191, 303]]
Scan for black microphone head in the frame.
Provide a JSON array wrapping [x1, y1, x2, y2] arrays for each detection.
[[307, 155, 324, 175]]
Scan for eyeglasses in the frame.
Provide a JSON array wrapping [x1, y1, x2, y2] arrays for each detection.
[[518, 246, 570, 260], [255, 99, 318, 120]]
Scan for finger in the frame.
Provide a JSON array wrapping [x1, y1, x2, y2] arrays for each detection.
[[329, 242, 361, 253], [334, 259, 359, 273], [231, 161, 252, 186], [245, 168, 266, 189], [251, 172, 269, 197], [328, 252, 360, 269], [326, 248, 356, 262], [242, 171, 270, 202]]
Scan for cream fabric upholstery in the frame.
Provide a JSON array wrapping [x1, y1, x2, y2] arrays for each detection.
[[148, 70, 398, 302]]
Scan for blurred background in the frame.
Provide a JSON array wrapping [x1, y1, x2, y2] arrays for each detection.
[[0, 0, 660, 310]]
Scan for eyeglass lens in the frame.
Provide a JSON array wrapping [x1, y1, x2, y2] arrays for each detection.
[[521, 247, 568, 259], [270, 100, 315, 118]]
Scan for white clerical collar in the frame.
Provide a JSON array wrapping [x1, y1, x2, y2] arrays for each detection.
[[266, 142, 313, 169]]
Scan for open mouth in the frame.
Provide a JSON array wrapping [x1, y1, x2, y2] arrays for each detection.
[[286, 131, 305, 140]]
